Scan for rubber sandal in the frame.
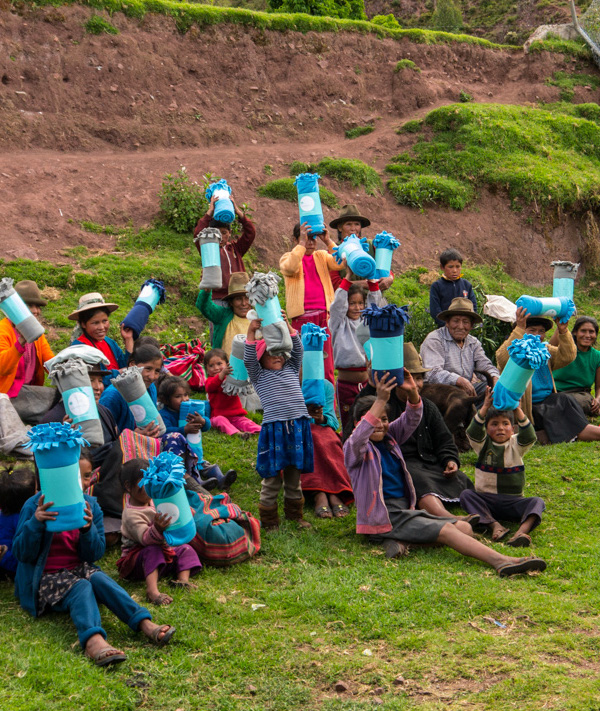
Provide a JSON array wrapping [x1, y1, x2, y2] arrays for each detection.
[[496, 557, 547, 577], [464, 514, 480, 527], [491, 526, 510, 542], [85, 646, 127, 667], [332, 504, 350, 518], [146, 592, 172, 606], [315, 505, 332, 519], [507, 532, 532, 548], [149, 624, 176, 648]]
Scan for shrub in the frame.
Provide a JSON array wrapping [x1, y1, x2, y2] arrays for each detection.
[[429, 0, 462, 34], [289, 160, 310, 176], [266, 0, 366, 21], [158, 168, 208, 234], [84, 14, 120, 35], [395, 59, 420, 72], [317, 157, 382, 195], [388, 174, 474, 210], [345, 125, 374, 139], [371, 13, 401, 29], [459, 90, 473, 103], [257, 178, 338, 207]]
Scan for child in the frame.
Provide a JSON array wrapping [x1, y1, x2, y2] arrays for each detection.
[[196, 272, 251, 355], [0, 465, 37, 578], [460, 388, 545, 547], [244, 316, 313, 530], [204, 349, 261, 439], [118, 458, 202, 606], [429, 248, 477, 327], [328, 277, 383, 429], [79, 447, 94, 492], [13, 487, 175, 666], [344, 371, 546, 576], [279, 222, 343, 384], [157, 373, 237, 490]]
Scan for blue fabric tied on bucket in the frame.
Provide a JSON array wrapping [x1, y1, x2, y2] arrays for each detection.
[[361, 304, 409, 383], [140, 451, 196, 546], [301, 323, 329, 406], [333, 235, 377, 279], [515, 295, 576, 324], [205, 179, 235, 224], [122, 279, 166, 340], [294, 172, 325, 236], [373, 231, 400, 279], [27, 423, 89, 533], [493, 334, 551, 411]]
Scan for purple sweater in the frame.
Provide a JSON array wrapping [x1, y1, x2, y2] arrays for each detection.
[[343, 403, 422, 535]]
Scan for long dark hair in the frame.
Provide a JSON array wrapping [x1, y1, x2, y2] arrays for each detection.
[[341, 395, 389, 442], [572, 316, 599, 346]]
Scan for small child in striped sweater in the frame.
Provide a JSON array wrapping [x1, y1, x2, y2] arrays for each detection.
[[244, 315, 313, 531]]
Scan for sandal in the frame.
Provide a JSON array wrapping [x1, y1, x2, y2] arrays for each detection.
[[463, 514, 480, 527], [315, 505, 333, 519], [169, 580, 198, 590], [383, 540, 410, 559], [146, 592, 173, 606], [85, 646, 127, 667], [148, 624, 176, 648], [332, 504, 350, 518], [491, 525, 510, 542], [496, 557, 547, 577], [507, 532, 532, 548]]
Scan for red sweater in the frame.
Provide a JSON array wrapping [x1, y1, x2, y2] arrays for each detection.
[[205, 374, 247, 418]]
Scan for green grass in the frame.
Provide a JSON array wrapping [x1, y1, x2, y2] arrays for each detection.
[[288, 158, 382, 196], [545, 70, 600, 103], [394, 59, 421, 72], [344, 125, 374, 139], [385, 102, 600, 211], [257, 178, 338, 207], [83, 12, 119, 34]]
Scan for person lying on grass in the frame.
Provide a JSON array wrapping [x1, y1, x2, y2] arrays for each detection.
[[343, 371, 547, 577], [13, 490, 175, 668], [460, 387, 545, 547]]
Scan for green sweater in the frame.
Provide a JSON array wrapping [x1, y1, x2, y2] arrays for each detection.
[[553, 346, 600, 392], [466, 412, 536, 495], [195, 289, 233, 350]]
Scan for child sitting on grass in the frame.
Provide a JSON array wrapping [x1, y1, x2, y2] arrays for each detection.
[[0, 465, 37, 578], [460, 388, 545, 547], [344, 371, 547, 576], [429, 248, 477, 328], [13, 483, 175, 667], [204, 349, 261, 440], [117, 458, 202, 606]]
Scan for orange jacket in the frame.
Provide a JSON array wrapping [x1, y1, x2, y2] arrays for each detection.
[[0, 318, 54, 394]]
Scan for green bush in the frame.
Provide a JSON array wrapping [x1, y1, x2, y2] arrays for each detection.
[[84, 14, 120, 35], [397, 119, 423, 134], [388, 174, 474, 210], [317, 157, 382, 195], [158, 168, 208, 234], [371, 13, 401, 29], [429, 0, 462, 34], [289, 160, 310, 176], [345, 125, 374, 139], [459, 90, 473, 103], [266, 0, 366, 21], [257, 178, 338, 207], [395, 59, 420, 72]]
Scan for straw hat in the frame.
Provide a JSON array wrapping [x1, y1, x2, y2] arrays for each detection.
[[15, 280, 47, 306], [329, 204, 371, 230], [437, 297, 483, 325], [68, 293, 119, 321], [403, 342, 430, 375], [223, 272, 250, 301]]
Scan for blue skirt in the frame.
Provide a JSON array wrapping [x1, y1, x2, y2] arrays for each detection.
[[256, 417, 314, 478]]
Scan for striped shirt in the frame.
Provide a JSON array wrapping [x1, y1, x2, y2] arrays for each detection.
[[244, 335, 309, 424], [420, 326, 499, 386]]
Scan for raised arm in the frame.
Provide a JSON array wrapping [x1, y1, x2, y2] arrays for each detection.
[[328, 279, 351, 333]]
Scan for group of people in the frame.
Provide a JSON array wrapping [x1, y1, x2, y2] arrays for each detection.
[[0, 195, 597, 666]]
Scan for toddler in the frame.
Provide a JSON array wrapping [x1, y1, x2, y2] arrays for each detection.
[[0, 465, 37, 578], [118, 458, 202, 606], [204, 349, 261, 439], [429, 248, 477, 327], [460, 388, 545, 547], [244, 316, 313, 530]]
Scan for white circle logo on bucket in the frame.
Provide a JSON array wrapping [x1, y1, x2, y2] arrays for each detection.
[[545, 309, 558, 317], [299, 195, 315, 212], [130, 404, 147, 422], [68, 392, 90, 417], [188, 432, 201, 444], [157, 502, 180, 523]]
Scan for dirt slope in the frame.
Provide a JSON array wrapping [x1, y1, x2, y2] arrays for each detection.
[[1, 5, 599, 282]]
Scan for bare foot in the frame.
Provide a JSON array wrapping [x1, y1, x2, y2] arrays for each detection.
[[146, 591, 173, 606]]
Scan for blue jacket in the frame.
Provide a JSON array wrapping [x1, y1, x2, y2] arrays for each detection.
[[99, 382, 158, 434], [0, 512, 20, 575], [429, 276, 477, 327], [12, 493, 105, 617], [160, 406, 211, 436], [71, 336, 130, 386]]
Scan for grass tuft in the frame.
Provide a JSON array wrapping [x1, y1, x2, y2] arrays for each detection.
[[257, 178, 338, 207], [395, 58, 421, 72], [344, 125, 374, 139], [84, 13, 119, 34]]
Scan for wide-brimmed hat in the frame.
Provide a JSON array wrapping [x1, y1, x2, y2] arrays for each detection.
[[525, 316, 554, 332], [403, 342, 430, 375], [68, 293, 119, 321], [329, 204, 371, 230], [15, 280, 47, 306], [223, 272, 250, 301], [87, 364, 106, 378], [438, 297, 483, 325]]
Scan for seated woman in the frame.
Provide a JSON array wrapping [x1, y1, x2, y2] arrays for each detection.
[[351, 343, 475, 521], [70, 292, 134, 386], [0, 281, 55, 455], [551, 316, 600, 417], [496, 307, 600, 443]]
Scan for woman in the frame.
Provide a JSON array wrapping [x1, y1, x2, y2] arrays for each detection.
[[350, 343, 475, 521], [70, 292, 134, 385], [551, 316, 600, 417]]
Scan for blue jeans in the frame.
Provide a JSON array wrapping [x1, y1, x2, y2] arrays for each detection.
[[51, 570, 151, 648]]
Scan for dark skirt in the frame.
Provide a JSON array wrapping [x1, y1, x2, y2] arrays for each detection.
[[369, 497, 455, 545], [404, 458, 473, 503], [300, 425, 354, 504], [256, 417, 314, 478], [532, 392, 589, 443]]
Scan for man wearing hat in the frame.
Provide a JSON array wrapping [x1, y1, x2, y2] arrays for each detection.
[[196, 272, 251, 355], [0, 280, 55, 431], [328, 204, 394, 292], [420, 297, 499, 402]]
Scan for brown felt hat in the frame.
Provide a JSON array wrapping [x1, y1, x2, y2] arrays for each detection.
[[87, 364, 106, 378], [329, 204, 371, 230], [68, 293, 119, 321], [223, 272, 250, 301], [15, 280, 47, 307], [403, 342, 430, 375], [525, 316, 554, 332], [438, 297, 483, 325]]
